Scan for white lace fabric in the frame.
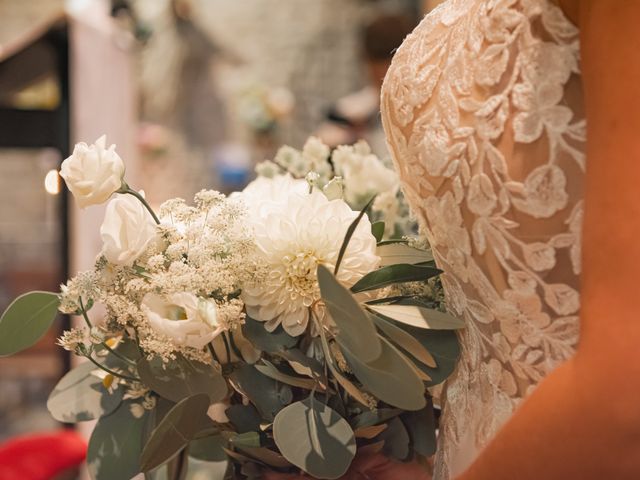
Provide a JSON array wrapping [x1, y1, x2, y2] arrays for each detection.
[[380, 1, 585, 477]]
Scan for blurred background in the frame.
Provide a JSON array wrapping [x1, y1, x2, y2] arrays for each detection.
[[0, 0, 444, 478]]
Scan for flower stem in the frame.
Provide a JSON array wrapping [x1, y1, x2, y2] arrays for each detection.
[[221, 332, 232, 364], [207, 342, 220, 365], [84, 354, 141, 382], [79, 297, 136, 366], [122, 187, 160, 224]]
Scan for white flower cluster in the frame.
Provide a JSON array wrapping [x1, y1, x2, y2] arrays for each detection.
[[255, 137, 416, 238]]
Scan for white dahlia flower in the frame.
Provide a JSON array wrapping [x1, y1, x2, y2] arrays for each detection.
[[240, 185, 380, 336]]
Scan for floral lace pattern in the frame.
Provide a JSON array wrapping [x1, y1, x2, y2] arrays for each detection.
[[380, 1, 585, 477]]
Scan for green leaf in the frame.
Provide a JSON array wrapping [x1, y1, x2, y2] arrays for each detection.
[[401, 397, 437, 456], [229, 364, 292, 421], [87, 401, 149, 480], [376, 243, 434, 267], [352, 408, 403, 429], [378, 417, 410, 461], [140, 393, 211, 472], [0, 291, 59, 356], [351, 264, 441, 293], [342, 336, 426, 411], [278, 349, 328, 387], [242, 315, 297, 353], [47, 361, 123, 422], [371, 221, 385, 242], [371, 315, 436, 368], [273, 396, 356, 479], [226, 404, 263, 433], [255, 360, 318, 390], [137, 355, 227, 403], [368, 304, 465, 330], [234, 446, 291, 468], [399, 325, 461, 386], [334, 195, 376, 275], [189, 434, 227, 462], [231, 431, 261, 448], [317, 265, 381, 363]]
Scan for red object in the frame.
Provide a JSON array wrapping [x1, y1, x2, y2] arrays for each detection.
[[0, 430, 87, 480]]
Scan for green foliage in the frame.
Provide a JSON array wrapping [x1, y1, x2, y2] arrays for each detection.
[[87, 401, 149, 480], [242, 315, 297, 353], [317, 265, 381, 363], [351, 264, 442, 293], [229, 364, 292, 421], [341, 335, 426, 411], [47, 361, 123, 422], [0, 291, 59, 356], [140, 393, 212, 472], [137, 355, 227, 403], [273, 395, 356, 479], [368, 302, 465, 330], [371, 221, 385, 242]]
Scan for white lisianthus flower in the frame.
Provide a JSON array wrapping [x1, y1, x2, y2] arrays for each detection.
[[100, 192, 156, 266], [141, 293, 223, 349], [60, 135, 125, 208], [332, 140, 399, 207], [241, 188, 380, 336]]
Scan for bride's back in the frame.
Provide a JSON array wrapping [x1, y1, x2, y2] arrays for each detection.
[[381, 1, 585, 477]]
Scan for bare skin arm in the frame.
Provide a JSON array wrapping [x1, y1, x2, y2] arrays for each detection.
[[458, 2, 640, 478]]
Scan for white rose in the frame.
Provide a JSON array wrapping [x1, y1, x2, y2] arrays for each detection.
[[332, 141, 399, 206], [60, 135, 125, 208], [142, 293, 223, 349], [100, 192, 156, 266]]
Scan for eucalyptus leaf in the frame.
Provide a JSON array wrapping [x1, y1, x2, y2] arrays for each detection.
[[87, 401, 149, 480], [368, 304, 465, 330], [278, 349, 326, 384], [317, 265, 381, 363], [230, 431, 261, 448], [371, 221, 385, 242], [255, 360, 318, 390], [376, 243, 434, 267], [137, 355, 227, 403], [371, 314, 437, 368], [273, 396, 356, 479], [242, 315, 297, 353], [351, 264, 442, 293], [352, 408, 403, 429], [342, 336, 426, 411], [0, 291, 59, 356], [140, 393, 211, 472], [398, 325, 461, 386], [401, 397, 437, 456], [226, 404, 263, 434], [47, 361, 123, 422], [189, 434, 227, 462], [229, 365, 292, 421], [378, 417, 410, 461], [234, 446, 292, 468]]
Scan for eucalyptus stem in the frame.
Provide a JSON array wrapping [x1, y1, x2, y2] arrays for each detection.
[[228, 331, 243, 359], [221, 332, 232, 364], [84, 354, 141, 382], [120, 185, 160, 224], [207, 342, 220, 365]]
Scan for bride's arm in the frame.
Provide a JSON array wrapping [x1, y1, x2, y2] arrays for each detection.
[[458, 2, 640, 479]]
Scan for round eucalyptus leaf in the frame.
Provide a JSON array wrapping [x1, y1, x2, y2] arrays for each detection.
[[137, 355, 227, 403], [140, 393, 211, 472], [229, 364, 292, 421], [0, 291, 59, 356], [378, 417, 410, 461], [87, 401, 149, 480], [273, 397, 356, 479], [342, 336, 426, 411], [47, 361, 123, 422]]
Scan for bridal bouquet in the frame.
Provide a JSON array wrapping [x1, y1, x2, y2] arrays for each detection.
[[0, 136, 462, 480]]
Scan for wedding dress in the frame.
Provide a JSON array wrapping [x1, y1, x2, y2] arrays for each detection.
[[380, 1, 585, 478]]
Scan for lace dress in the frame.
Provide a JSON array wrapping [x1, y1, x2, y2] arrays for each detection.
[[380, 1, 585, 478]]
